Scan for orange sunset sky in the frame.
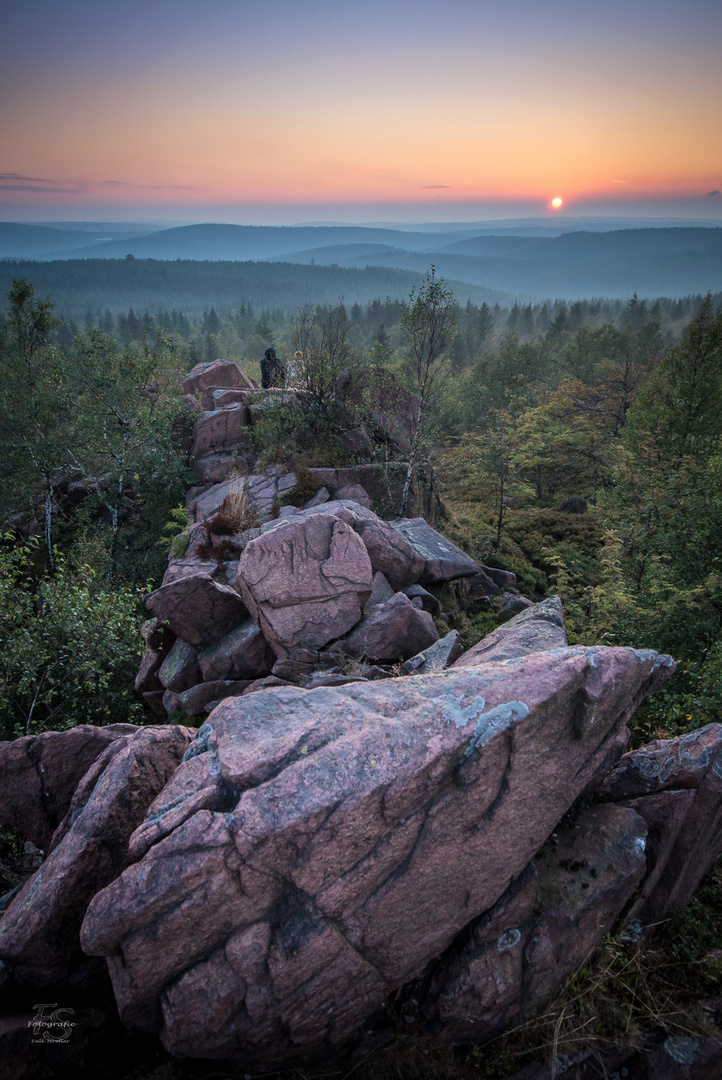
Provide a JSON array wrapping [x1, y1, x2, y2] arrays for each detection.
[[2, 0, 721, 223]]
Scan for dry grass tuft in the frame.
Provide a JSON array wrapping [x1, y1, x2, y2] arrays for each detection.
[[206, 491, 257, 536]]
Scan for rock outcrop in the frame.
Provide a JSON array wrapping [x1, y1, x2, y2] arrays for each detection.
[[5, 597, 722, 1074], [78, 643, 671, 1065]]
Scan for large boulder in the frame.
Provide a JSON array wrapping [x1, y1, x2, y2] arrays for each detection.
[[236, 514, 373, 659], [0, 724, 138, 851], [389, 518, 482, 585], [146, 574, 249, 649], [453, 596, 567, 668], [80, 644, 673, 1066], [262, 500, 425, 590], [342, 592, 439, 662], [182, 359, 250, 399], [0, 725, 194, 989]]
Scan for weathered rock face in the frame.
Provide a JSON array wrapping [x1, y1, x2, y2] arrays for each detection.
[[342, 592, 439, 662], [596, 723, 722, 922], [197, 619, 275, 683], [80, 645, 672, 1065], [0, 724, 138, 850], [0, 725, 194, 989], [191, 403, 251, 458], [158, 638, 201, 693], [426, 802, 648, 1043], [262, 500, 425, 591], [453, 596, 567, 668], [146, 574, 249, 648], [390, 517, 482, 585], [236, 514, 373, 658], [182, 359, 250, 399]]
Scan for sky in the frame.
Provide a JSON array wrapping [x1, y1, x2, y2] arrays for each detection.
[[1, 0, 721, 225]]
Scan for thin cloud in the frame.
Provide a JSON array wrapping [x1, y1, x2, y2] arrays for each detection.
[[0, 183, 85, 193], [100, 180, 197, 190], [422, 184, 451, 189], [0, 172, 52, 182], [707, 189, 720, 197]]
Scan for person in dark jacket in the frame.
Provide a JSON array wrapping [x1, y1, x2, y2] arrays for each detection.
[[260, 346, 285, 389]]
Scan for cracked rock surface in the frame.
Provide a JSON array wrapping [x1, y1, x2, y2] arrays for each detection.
[[79, 644, 672, 1066]]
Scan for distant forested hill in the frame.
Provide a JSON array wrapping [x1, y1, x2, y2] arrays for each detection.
[[0, 258, 511, 319], [2, 223, 721, 299]]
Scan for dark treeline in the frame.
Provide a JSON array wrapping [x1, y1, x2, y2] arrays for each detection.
[[0, 257, 511, 320], [43, 290, 713, 381]]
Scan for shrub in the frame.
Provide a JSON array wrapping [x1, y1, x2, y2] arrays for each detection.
[[0, 537, 146, 739]]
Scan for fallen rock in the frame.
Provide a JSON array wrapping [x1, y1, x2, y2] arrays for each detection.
[[0, 725, 194, 989], [499, 594, 534, 620], [597, 724, 722, 922], [146, 574, 249, 649], [304, 486, 330, 508], [197, 619, 275, 683], [454, 596, 567, 668], [0, 725, 138, 851], [80, 644, 672, 1065], [389, 517, 481, 585], [427, 803, 648, 1044], [483, 566, 517, 591], [342, 592, 439, 662], [402, 583, 441, 615], [158, 638, 201, 693], [163, 680, 252, 717], [236, 514, 373, 659], [401, 630, 462, 675]]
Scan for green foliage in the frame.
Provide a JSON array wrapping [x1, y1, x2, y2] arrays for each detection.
[[0, 537, 146, 739], [158, 505, 191, 558], [279, 466, 322, 507]]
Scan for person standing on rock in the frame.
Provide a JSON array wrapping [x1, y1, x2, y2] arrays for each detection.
[[260, 346, 285, 389]]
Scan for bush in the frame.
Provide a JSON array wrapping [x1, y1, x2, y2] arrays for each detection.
[[0, 537, 146, 739], [206, 491, 257, 535]]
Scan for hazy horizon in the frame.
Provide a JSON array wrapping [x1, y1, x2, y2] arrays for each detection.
[[2, 0, 721, 225]]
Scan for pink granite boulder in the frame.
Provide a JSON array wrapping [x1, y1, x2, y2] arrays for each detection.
[[0, 725, 194, 988], [236, 514, 373, 659], [198, 619, 275, 683], [0, 724, 138, 851], [80, 644, 672, 1065], [182, 359, 249, 399], [146, 574, 249, 648], [454, 596, 567, 669], [342, 592, 439, 662]]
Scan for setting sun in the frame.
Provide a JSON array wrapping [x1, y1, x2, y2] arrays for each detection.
[[551, 197, 563, 208]]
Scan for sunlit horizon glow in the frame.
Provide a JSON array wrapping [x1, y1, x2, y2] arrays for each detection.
[[1, 0, 721, 224]]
